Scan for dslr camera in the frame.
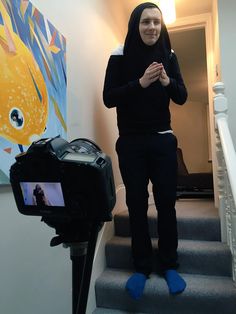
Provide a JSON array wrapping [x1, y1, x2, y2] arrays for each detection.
[[10, 136, 116, 223]]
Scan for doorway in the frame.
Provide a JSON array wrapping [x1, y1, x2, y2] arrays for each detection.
[[169, 28, 212, 174]]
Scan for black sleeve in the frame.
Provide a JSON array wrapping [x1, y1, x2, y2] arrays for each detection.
[[103, 55, 142, 108], [165, 53, 188, 105]]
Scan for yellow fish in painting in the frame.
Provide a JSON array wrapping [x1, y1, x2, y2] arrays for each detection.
[[0, 25, 48, 145]]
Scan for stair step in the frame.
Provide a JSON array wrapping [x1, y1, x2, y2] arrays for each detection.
[[115, 200, 221, 241], [93, 309, 145, 314], [95, 269, 236, 314], [105, 237, 232, 276]]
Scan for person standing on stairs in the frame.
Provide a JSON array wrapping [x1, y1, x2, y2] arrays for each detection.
[[103, 2, 187, 300]]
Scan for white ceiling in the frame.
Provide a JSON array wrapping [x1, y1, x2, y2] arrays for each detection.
[[175, 0, 212, 18], [123, 0, 212, 18]]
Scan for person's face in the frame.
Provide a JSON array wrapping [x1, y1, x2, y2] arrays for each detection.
[[139, 8, 162, 46], [36, 184, 42, 191]]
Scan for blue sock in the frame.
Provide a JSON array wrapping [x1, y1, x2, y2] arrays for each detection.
[[125, 272, 147, 300], [164, 270, 186, 294]]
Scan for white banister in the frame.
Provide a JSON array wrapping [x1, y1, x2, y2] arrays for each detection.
[[217, 118, 236, 204], [213, 82, 236, 282]]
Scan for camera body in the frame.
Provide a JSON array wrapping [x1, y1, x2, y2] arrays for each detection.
[[10, 137, 116, 222]]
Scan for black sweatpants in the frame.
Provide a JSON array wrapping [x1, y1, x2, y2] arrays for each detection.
[[116, 133, 178, 276]]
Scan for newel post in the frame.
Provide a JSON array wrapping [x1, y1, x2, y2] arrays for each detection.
[[213, 82, 228, 121]]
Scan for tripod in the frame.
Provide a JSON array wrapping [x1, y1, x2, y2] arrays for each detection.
[[63, 221, 102, 314]]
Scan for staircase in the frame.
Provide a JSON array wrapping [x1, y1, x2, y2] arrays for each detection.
[[93, 199, 236, 314]]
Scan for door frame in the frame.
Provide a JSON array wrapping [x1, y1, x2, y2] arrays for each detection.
[[168, 13, 218, 204]]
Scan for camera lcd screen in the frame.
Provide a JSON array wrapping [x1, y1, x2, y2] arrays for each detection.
[[20, 182, 65, 207]]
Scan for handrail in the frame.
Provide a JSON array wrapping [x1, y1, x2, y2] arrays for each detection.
[[213, 81, 236, 282], [216, 117, 236, 206]]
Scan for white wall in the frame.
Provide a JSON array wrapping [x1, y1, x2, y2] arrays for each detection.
[[212, 0, 221, 82], [0, 1, 123, 313], [0, 186, 71, 314], [31, 0, 125, 184], [217, 0, 236, 147]]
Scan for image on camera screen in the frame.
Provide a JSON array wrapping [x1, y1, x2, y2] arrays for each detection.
[[20, 182, 65, 207]]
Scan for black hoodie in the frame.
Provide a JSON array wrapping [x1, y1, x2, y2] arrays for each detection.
[[103, 2, 187, 135]]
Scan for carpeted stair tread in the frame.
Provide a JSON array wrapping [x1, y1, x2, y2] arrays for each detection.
[[174, 199, 219, 218], [93, 309, 145, 314], [105, 237, 232, 276], [95, 269, 236, 314], [94, 200, 235, 313], [114, 200, 220, 241]]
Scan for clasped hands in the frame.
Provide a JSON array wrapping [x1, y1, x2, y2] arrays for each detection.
[[139, 62, 170, 88]]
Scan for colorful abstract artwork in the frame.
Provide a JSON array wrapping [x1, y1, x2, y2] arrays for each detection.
[[0, 0, 67, 184]]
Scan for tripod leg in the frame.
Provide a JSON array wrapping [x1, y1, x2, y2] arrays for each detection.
[[72, 255, 86, 314], [69, 242, 88, 314], [76, 221, 100, 314]]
